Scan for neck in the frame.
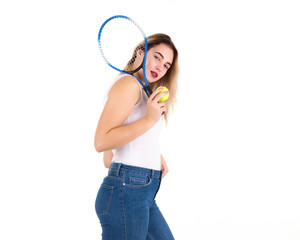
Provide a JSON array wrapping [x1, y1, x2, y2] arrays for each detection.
[[134, 70, 145, 84]]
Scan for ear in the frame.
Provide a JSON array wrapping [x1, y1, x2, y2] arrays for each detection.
[[137, 49, 144, 56]]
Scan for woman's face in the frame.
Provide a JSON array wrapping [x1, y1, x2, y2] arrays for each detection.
[[137, 43, 174, 83]]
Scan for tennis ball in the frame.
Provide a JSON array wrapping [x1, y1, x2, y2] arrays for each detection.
[[156, 86, 169, 101]]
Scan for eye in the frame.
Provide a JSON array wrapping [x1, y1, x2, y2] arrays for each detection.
[[164, 64, 169, 70], [154, 55, 160, 61]]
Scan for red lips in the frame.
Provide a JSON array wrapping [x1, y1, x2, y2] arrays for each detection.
[[151, 71, 158, 78]]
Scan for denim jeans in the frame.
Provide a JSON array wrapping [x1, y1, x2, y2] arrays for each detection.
[[95, 163, 175, 240]]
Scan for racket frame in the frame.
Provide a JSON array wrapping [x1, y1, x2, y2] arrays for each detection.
[[98, 15, 153, 96]]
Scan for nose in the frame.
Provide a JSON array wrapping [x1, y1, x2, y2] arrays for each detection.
[[155, 64, 162, 72]]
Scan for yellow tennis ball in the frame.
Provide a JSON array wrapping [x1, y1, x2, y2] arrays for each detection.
[[156, 86, 169, 101]]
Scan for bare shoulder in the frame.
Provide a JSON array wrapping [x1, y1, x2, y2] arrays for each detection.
[[98, 75, 142, 134], [108, 75, 141, 100]]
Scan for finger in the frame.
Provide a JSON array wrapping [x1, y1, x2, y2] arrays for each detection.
[[153, 91, 169, 103], [161, 165, 165, 178], [149, 87, 165, 101], [157, 102, 166, 109], [162, 168, 168, 178]]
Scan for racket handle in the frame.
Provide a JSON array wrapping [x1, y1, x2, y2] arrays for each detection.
[[143, 86, 153, 97]]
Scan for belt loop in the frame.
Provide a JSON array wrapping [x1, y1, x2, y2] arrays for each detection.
[[151, 169, 154, 179], [116, 163, 122, 176]]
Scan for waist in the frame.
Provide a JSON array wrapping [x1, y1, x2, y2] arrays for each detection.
[[109, 163, 162, 179]]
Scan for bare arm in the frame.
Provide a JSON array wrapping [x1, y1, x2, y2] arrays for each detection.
[[94, 76, 167, 153]]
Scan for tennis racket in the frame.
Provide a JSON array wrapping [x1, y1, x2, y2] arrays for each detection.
[[98, 15, 153, 97]]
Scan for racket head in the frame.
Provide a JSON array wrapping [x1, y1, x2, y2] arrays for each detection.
[[98, 15, 149, 87]]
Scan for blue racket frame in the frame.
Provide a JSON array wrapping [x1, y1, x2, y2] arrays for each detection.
[[98, 15, 153, 97]]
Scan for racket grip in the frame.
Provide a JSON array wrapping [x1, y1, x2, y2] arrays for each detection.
[[143, 86, 153, 97]]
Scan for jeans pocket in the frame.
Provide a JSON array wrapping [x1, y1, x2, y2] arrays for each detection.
[[95, 184, 114, 216], [130, 177, 147, 185], [124, 174, 152, 188]]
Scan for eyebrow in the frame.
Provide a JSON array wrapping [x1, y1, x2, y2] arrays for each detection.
[[155, 52, 172, 67]]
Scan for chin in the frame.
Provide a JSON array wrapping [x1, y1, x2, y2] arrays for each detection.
[[148, 79, 159, 84], [146, 75, 161, 83]]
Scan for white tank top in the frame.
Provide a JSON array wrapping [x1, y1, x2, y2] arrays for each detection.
[[103, 75, 162, 170]]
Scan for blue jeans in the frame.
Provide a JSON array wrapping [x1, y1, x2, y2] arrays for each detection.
[[95, 163, 175, 240]]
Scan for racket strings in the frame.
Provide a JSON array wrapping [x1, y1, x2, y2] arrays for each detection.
[[124, 43, 145, 74], [98, 17, 146, 74]]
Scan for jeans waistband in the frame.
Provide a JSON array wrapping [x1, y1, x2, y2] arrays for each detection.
[[109, 163, 162, 179]]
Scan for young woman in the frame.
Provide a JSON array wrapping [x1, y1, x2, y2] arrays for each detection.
[[94, 33, 179, 240]]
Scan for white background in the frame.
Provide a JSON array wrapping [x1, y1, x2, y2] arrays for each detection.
[[1, 0, 300, 239]]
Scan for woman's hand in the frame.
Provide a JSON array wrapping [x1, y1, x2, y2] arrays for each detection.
[[161, 154, 169, 178], [145, 88, 169, 124], [103, 150, 113, 168]]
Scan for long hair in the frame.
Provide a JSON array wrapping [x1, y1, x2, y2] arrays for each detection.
[[124, 33, 179, 124]]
